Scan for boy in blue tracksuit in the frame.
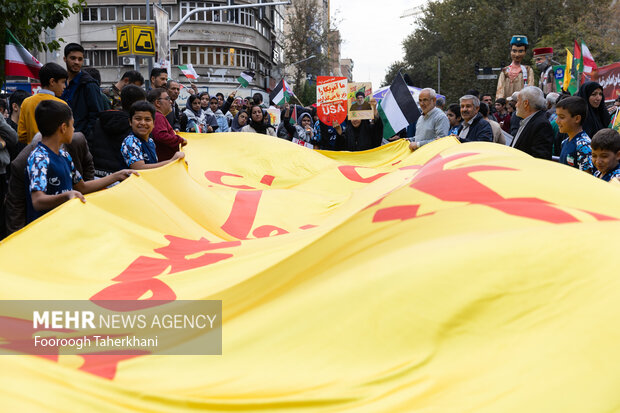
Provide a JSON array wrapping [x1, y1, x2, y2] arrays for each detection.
[[26, 100, 136, 223], [557, 96, 593, 173]]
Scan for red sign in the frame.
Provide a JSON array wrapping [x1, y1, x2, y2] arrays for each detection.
[[316, 76, 348, 126], [594, 62, 620, 102]]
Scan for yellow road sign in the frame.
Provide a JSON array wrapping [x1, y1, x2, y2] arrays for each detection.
[[132, 25, 155, 56], [116, 26, 131, 56]]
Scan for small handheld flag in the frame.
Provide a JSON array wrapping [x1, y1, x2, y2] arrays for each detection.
[[178, 64, 199, 80], [237, 70, 255, 88], [269, 79, 295, 106]]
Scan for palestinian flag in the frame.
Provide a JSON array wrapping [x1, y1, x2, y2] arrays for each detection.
[[4, 29, 42, 78], [269, 79, 294, 105], [377, 73, 420, 139], [237, 70, 254, 87], [290, 104, 297, 125], [178, 64, 198, 80]]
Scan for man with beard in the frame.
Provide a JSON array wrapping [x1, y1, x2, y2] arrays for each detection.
[[165, 80, 182, 131], [534, 47, 556, 95], [61, 43, 105, 137], [496, 35, 535, 99]]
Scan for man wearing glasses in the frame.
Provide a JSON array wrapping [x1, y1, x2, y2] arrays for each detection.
[[146, 88, 187, 161], [409, 88, 450, 151]]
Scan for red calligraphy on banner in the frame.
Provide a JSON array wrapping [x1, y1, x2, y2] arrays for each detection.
[[338, 165, 388, 183], [90, 236, 241, 310], [371, 152, 618, 224], [205, 172, 277, 190], [0, 316, 148, 380]]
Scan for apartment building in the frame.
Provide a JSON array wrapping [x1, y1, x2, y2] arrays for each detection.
[[42, 0, 286, 95]]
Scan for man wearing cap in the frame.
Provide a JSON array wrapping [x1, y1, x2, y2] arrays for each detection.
[[533, 47, 556, 95], [496, 35, 535, 99]]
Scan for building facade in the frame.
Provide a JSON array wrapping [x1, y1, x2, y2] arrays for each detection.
[[42, 0, 287, 97], [339, 58, 353, 82]]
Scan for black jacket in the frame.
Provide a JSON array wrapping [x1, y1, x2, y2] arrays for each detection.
[[64, 71, 105, 137], [456, 113, 493, 142], [87, 110, 131, 177], [337, 117, 383, 151], [166, 101, 181, 131], [510, 110, 553, 160]]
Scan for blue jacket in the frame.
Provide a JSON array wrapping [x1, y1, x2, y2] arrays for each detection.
[[61, 71, 105, 138]]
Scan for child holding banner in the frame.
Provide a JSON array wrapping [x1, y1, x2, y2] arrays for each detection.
[[121, 101, 185, 170], [26, 100, 136, 223]]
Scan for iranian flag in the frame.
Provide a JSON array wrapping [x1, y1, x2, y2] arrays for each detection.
[[377, 72, 421, 139], [580, 41, 597, 73], [237, 70, 254, 87], [5, 29, 42, 78], [178, 64, 198, 80]]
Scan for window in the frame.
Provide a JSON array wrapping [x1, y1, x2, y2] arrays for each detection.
[[273, 10, 284, 33], [180, 2, 223, 22], [123, 5, 174, 22], [124, 6, 147, 21], [85, 50, 118, 67], [239, 8, 254, 27], [179, 46, 256, 69], [82, 7, 116, 22]]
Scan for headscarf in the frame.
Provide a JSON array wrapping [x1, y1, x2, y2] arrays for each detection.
[[248, 105, 273, 135], [577, 81, 611, 138], [230, 111, 248, 132], [183, 96, 204, 131], [343, 119, 382, 151]]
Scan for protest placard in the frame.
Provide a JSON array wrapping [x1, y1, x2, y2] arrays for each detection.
[[317, 76, 348, 126], [347, 82, 373, 120], [267, 107, 281, 128]]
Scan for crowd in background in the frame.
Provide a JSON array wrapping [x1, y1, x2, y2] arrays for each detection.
[[0, 41, 619, 239]]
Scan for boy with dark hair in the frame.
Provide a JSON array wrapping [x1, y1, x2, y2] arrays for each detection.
[[18, 62, 68, 145], [150, 68, 168, 89], [557, 96, 593, 173], [61, 42, 105, 137], [7, 89, 30, 132], [87, 84, 146, 178], [591, 129, 620, 182], [82, 67, 111, 110], [104, 70, 145, 110], [121, 101, 184, 169], [26, 100, 135, 223]]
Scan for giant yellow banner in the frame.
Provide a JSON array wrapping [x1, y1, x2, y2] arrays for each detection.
[[2, 133, 620, 411]]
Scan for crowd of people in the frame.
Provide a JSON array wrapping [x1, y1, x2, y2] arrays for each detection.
[[0, 39, 619, 239]]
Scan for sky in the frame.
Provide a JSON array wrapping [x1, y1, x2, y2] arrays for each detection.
[[330, 0, 427, 89]]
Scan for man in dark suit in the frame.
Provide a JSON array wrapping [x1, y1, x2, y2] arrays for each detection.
[[510, 86, 553, 159]]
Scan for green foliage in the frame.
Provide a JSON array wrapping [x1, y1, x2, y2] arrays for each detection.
[[384, 0, 620, 103], [0, 0, 85, 83], [296, 80, 316, 106], [1, 0, 85, 52]]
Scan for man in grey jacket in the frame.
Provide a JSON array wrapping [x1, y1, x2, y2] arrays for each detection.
[[409, 88, 450, 151]]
